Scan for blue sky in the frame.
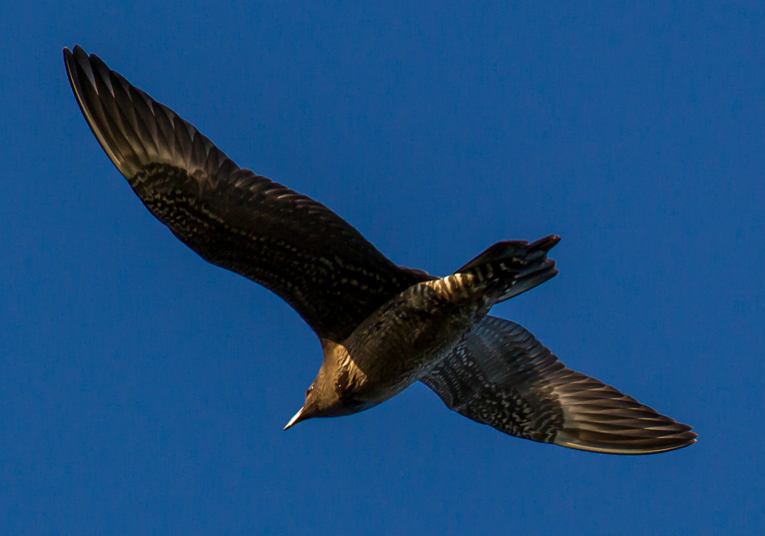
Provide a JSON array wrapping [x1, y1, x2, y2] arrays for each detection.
[[1, 1, 763, 534]]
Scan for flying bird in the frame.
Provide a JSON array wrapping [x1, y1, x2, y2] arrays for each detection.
[[64, 45, 696, 455]]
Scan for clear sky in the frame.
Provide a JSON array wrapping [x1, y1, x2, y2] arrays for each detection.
[[1, 1, 763, 534]]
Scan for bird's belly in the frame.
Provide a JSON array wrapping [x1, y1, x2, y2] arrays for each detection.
[[341, 316, 480, 408], [334, 274, 495, 411]]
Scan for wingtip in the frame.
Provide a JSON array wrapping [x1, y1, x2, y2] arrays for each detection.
[[554, 421, 698, 455], [62, 46, 74, 71], [62, 45, 86, 88], [63, 44, 87, 62]]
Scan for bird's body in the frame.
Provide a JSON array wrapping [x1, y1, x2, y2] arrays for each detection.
[[309, 265, 551, 420], [64, 45, 696, 454]]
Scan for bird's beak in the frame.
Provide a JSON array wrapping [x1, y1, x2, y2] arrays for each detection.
[[283, 406, 305, 431]]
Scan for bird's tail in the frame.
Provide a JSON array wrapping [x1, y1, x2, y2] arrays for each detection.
[[455, 235, 560, 303]]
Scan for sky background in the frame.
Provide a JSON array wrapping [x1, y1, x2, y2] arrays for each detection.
[[1, 1, 763, 534]]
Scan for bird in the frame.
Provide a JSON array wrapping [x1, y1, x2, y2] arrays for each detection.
[[64, 45, 696, 455]]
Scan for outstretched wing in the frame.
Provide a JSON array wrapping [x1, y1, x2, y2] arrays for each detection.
[[64, 45, 428, 341], [420, 316, 696, 454]]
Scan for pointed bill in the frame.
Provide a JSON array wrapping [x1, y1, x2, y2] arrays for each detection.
[[283, 407, 305, 430]]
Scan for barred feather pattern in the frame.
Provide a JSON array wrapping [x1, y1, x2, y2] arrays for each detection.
[[421, 316, 696, 454]]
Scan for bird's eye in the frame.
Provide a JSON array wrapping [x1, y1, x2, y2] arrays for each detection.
[[306, 385, 314, 397]]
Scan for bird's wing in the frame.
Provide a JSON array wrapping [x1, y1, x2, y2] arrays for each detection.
[[420, 316, 696, 454], [64, 46, 428, 341]]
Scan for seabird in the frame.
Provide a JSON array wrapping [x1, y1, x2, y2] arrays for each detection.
[[64, 45, 696, 454]]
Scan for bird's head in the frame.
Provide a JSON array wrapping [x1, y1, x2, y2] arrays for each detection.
[[283, 339, 357, 430]]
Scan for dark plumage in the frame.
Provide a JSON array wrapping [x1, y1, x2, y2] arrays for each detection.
[[64, 45, 696, 455]]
